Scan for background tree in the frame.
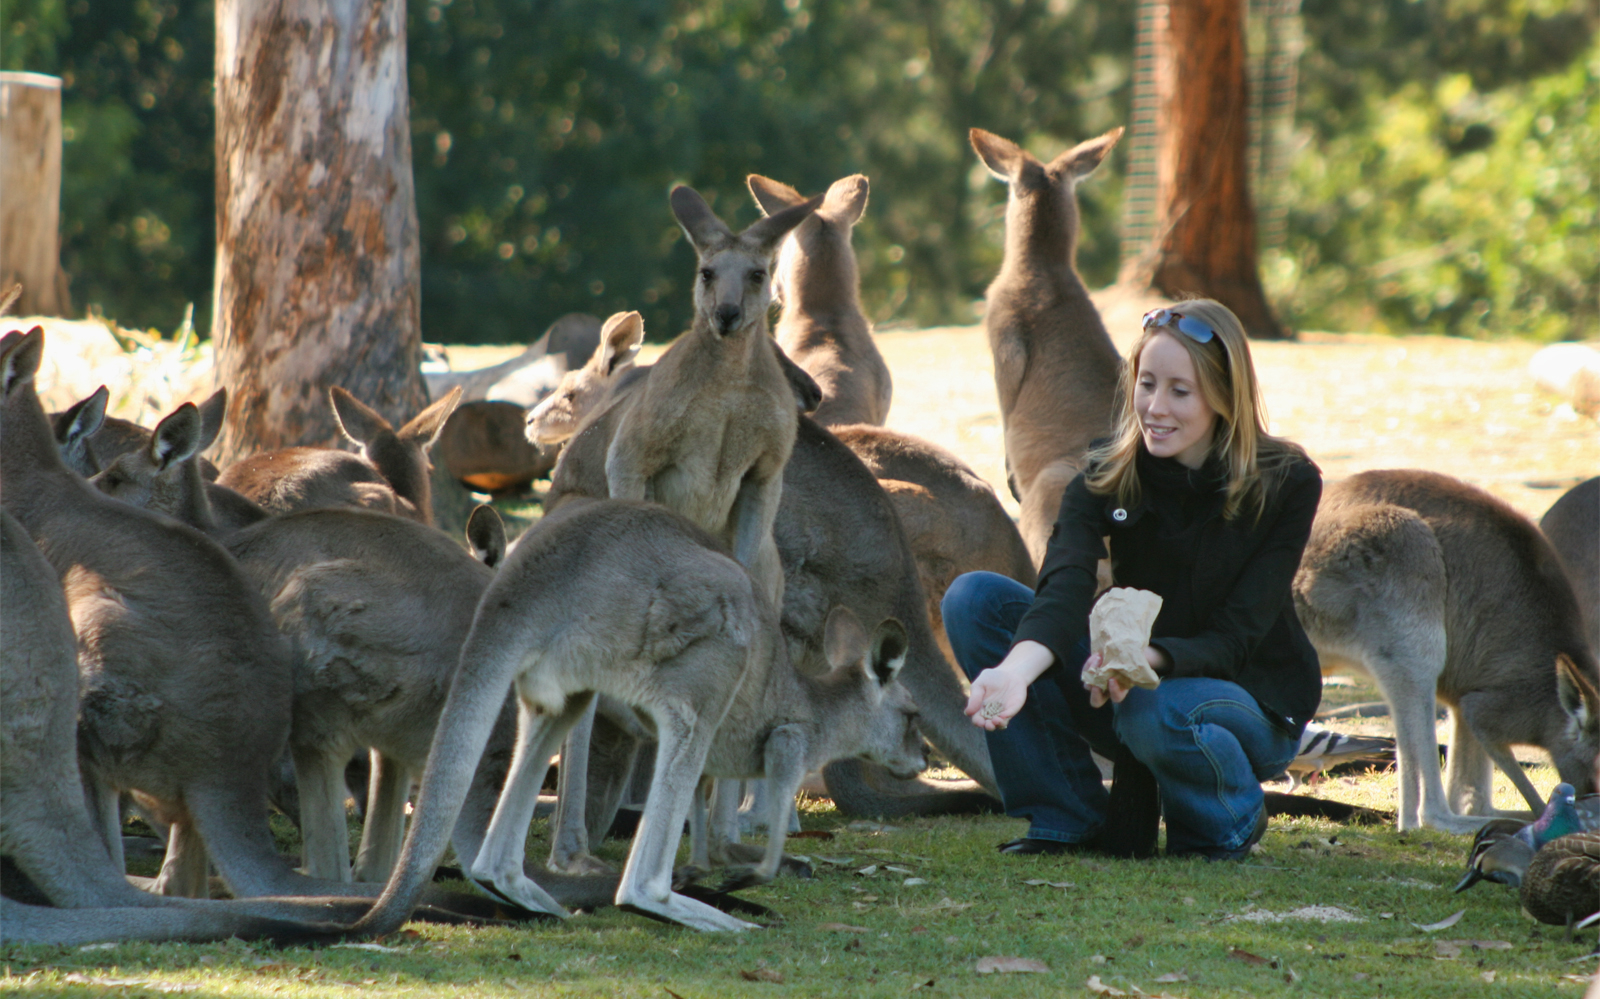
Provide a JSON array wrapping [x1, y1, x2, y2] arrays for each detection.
[[209, 0, 428, 465]]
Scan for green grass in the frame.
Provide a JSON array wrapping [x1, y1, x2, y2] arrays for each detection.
[[4, 782, 1596, 999]]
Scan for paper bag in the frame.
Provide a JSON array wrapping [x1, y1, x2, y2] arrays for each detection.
[[1082, 587, 1164, 691]]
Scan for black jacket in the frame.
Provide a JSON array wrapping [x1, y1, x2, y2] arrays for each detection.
[[1012, 446, 1323, 735]]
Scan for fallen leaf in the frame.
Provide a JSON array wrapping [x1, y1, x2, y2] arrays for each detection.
[[1023, 879, 1076, 889], [1480, 971, 1496, 983], [666, 990, 689, 999], [1353, 972, 1369, 982], [1089, 954, 1109, 964], [975, 956, 1049, 974], [1435, 939, 1513, 959], [739, 968, 784, 983], [885, 864, 914, 874], [856, 864, 880, 876], [1228, 948, 1270, 966], [1154, 971, 1190, 982], [1181, 896, 1196, 906], [814, 855, 856, 866], [903, 877, 928, 886], [931, 897, 974, 912], [77, 943, 117, 952], [62, 977, 198, 994], [1085, 975, 1129, 996], [1562, 974, 1592, 984], [1411, 909, 1465, 932], [911, 978, 937, 990], [331, 942, 407, 953], [819, 922, 872, 934]]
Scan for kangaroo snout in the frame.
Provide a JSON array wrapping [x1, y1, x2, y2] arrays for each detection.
[[715, 303, 742, 333]]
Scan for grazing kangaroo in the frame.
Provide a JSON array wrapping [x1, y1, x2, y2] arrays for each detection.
[[1293, 469, 1600, 832], [747, 173, 891, 426], [351, 500, 925, 936], [969, 127, 1124, 565], [0, 509, 356, 945], [217, 386, 461, 525], [1541, 476, 1598, 655]]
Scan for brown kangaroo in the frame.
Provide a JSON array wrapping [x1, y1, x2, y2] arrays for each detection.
[[969, 126, 1124, 565], [1293, 469, 1600, 832], [747, 173, 891, 426], [349, 499, 925, 936], [51, 385, 220, 482], [1540, 476, 1598, 655], [217, 386, 461, 525]]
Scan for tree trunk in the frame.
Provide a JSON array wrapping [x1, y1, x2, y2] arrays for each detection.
[[0, 72, 70, 317], [210, 0, 429, 464], [1120, 0, 1286, 339]]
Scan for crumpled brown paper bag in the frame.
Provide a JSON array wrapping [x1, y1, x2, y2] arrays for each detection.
[[1082, 587, 1164, 691]]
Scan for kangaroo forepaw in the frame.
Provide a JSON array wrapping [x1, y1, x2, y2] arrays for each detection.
[[713, 867, 773, 894]]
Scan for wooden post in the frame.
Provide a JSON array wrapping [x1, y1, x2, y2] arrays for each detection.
[[0, 72, 70, 316], [210, 0, 429, 465]]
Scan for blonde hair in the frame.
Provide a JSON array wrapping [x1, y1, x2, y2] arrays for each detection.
[[1085, 298, 1306, 521]]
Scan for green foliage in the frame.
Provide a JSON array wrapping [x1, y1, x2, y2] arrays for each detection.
[[3, 0, 1593, 342]]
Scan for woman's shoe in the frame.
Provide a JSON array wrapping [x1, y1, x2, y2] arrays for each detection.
[[1205, 808, 1269, 862]]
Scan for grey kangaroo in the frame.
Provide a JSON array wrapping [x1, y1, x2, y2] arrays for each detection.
[[747, 173, 892, 427], [349, 499, 925, 936], [1293, 469, 1600, 832], [1540, 476, 1598, 655], [969, 126, 1124, 565], [217, 386, 460, 525]]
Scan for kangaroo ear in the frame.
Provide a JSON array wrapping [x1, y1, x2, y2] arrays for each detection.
[[744, 192, 824, 257], [401, 386, 462, 451], [55, 385, 109, 447], [1556, 654, 1600, 732], [466, 504, 507, 568], [670, 185, 733, 254], [1048, 126, 1124, 183], [970, 128, 1034, 183], [330, 386, 393, 446], [193, 388, 227, 452], [747, 174, 806, 217], [866, 618, 909, 688], [595, 312, 645, 377], [2, 326, 45, 397], [821, 174, 869, 226], [822, 605, 871, 671], [149, 402, 203, 471]]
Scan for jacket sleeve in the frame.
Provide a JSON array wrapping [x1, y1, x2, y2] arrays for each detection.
[[1010, 472, 1105, 677], [1150, 464, 1322, 682]]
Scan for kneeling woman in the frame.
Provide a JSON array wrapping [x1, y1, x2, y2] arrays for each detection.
[[949, 299, 1321, 860]]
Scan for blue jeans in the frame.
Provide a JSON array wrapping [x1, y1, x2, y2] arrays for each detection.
[[941, 571, 1300, 856]]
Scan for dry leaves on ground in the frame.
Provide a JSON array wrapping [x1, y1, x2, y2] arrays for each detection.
[[1084, 974, 1187, 998], [1411, 909, 1466, 932], [975, 956, 1050, 974], [739, 967, 784, 983]]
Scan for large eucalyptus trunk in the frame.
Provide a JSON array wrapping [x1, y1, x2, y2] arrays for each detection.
[[0, 73, 70, 317], [1121, 0, 1285, 339], [210, 0, 429, 464]]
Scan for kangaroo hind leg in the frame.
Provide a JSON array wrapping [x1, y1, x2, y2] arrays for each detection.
[[1451, 691, 1547, 815]]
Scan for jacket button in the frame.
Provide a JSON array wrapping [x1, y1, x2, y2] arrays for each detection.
[[1112, 508, 1128, 522]]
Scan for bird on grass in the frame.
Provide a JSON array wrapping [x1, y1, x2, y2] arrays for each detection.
[[1283, 723, 1395, 790], [1452, 783, 1600, 941]]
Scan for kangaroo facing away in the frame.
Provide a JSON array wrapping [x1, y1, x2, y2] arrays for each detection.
[[970, 127, 1124, 566], [1540, 476, 1598, 656], [351, 499, 925, 936], [1293, 469, 1600, 832], [217, 386, 461, 526], [747, 173, 891, 427]]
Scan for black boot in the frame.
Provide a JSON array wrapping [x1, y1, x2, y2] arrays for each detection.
[[1096, 744, 1160, 859]]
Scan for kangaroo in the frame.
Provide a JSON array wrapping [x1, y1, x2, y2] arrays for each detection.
[[747, 173, 891, 427], [350, 499, 925, 936], [1540, 476, 1598, 655], [525, 311, 646, 448], [1292, 469, 1600, 832], [217, 386, 461, 525], [52, 384, 223, 481], [0, 509, 354, 945], [830, 424, 1036, 663], [969, 127, 1125, 566]]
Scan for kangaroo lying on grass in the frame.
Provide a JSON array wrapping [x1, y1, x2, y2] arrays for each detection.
[[351, 499, 925, 936], [1293, 469, 1600, 832], [217, 385, 460, 526], [747, 173, 892, 427], [969, 127, 1124, 566]]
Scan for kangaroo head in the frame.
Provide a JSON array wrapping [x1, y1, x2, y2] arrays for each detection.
[[670, 185, 822, 338], [526, 311, 644, 446], [747, 174, 869, 310], [823, 607, 926, 780], [90, 394, 218, 515], [1553, 654, 1600, 795], [53, 385, 111, 476], [969, 127, 1122, 257]]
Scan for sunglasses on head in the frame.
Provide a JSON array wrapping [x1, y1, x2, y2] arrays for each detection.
[[1142, 308, 1216, 344]]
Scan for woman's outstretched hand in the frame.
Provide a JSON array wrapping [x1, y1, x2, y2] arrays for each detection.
[[965, 667, 1028, 731]]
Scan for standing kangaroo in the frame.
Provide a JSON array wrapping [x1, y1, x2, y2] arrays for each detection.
[[970, 127, 1124, 565], [350, 500, 925, 936], [1293, 469, 1600, 832], [747, 173, 892, 427], [217, 386, 460, 526]]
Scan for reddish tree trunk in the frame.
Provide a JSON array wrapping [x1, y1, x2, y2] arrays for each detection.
[[210, 0, 429, 464], [1123, 0, 1285, 339]]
